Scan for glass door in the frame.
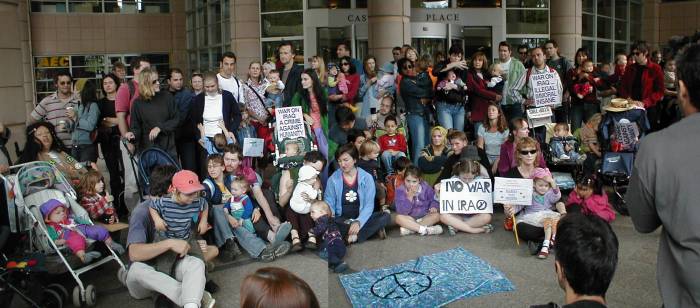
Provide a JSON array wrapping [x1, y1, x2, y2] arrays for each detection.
[[411, 38, 447, 59]]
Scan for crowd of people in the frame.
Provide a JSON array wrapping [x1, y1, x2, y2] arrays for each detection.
[[10, 37, 697, 307]]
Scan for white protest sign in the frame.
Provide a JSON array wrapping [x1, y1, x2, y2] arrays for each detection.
[[531, 71, 561, 107], [614, 122, 639, 149], [275, 106, 305, 141], [526, 107, 553, 128], [493, 177, 533, 206], [242, 138, 264, 157], [439, 178, 493, 214]]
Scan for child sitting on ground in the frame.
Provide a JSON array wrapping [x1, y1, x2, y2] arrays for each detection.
[[149, 170, 210, 241], [394, 166, 443, 236], [264, 69, 285, 110], [385, 156, 411, 210], [309, 200, 349, 273], [438, 160, 494, 235], [377, 115, 408, 175], [41, 199, 124, 263], [357, 140, 388, 211], [198, 121, 234, 155], [566, 174, 615, 223], [225, 178, 256, 234], [78, 170, 118, 224], [487, 63, 506, 95], [202, 154, 234, 205], [288, 165, 321, 251], [550, 123, 582, 161]]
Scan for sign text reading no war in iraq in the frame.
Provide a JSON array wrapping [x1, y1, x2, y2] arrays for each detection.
[[531, 71, 561, 107], [439, 178, 493, 214], [275, 106, 305, 141]]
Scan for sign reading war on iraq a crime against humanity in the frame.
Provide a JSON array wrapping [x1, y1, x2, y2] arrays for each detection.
[[531, 71, 561, 107], [275, 106, 305, 141], [439, 178, 493, 214]]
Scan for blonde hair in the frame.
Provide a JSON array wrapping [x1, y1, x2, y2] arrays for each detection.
[[136, 67, 159, 100], [78, 169, 103, 196], [359, 140, 380, 157], [452, 159, 481, 177], [231, 177, 250, 193], [310, 55, 327, 84], [310, 200, 332, 217], [554, 123, 570, 134], [489, 63, 503, 75], [515, 136, 542, 167]]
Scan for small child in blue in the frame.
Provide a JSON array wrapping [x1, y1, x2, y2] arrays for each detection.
[[149, 170, 210, 240], [550, 123, 582, 161], [198, 121, 235, 155], [310, 200, 349, 273], [224, 177, 255, 233]]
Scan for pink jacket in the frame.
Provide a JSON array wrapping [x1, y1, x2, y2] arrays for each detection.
[[566, 190, 616, 223]]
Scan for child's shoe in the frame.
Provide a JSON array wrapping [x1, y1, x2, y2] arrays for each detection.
[[333, 262, 350, 273], [399, 227, 415, 236], [426, 225, 443, 235], [305, 236, 318, 250], [504, 216, 514, 231], [447, 226, 457, 236], [537, 246, 550, 259], [201, 291, 216, 308]]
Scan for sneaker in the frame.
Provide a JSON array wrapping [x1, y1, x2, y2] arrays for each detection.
[[218, 249, 237, 262], [117, 267, 128, 286], [223, 239, 242, 256], [538, 246, 550, 259], [426, 225, 443, 235], [483, 223, 495, 233], [527, 241, 540, 256], [382, 205, 391, 214], [273, 222, 292, 245], [205, 280, 219, 294], [399, 227, 415, 236], [377, 227, 387, 240], [333, 262, 350, 273], [201, 291, 216, 308], [273, 241, 291, 258], [447, 226, 457, 236], [560, 154, 570, 160], [258, 245, 276, 262], [153, 294, 173, 308]]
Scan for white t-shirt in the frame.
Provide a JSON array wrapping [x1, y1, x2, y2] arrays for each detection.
[[217, 73, 245, 105], [203, 93, 224, 137]]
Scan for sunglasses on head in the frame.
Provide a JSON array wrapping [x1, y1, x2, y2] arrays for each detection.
[[519, 150, 537, 155]]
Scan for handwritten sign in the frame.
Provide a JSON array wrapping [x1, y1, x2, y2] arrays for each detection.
[[614, 122, 638, 149], [531, 71, 561, 107], [275, 106, 305, 141], [439, 178, 493, 214], [243, 138, 264, 157], [494, 177, 533, 206], [526, 107, 553, 128]]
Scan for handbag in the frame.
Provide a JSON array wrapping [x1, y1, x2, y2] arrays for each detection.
[[245, 83, 272, 123]]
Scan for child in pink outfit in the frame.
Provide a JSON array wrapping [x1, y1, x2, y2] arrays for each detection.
[[565, 175, 616, 223]]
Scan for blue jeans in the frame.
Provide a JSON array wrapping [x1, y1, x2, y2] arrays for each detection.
[[381, 151, 407, 175], [335, 211, 391, 243], [406, 113, 429, 164], [210, 207, 266, 258], [436, 102, 465, 132]]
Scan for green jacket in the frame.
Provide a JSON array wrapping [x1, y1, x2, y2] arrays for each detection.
[[495, 57, 526, 106], [289, 89, 330, 154]]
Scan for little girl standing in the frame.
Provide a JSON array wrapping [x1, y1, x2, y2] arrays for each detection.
[[310, 200, 349, 273], [78, 169, 118, 224], [566, 175, 615, 223]]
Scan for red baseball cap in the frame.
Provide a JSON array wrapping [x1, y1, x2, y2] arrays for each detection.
[[172, 170, 204, 194]]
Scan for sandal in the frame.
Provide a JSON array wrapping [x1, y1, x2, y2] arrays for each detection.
[[483, 223, 495, 233], [291, 236, 302, 252], [305, 236, 318, 250]]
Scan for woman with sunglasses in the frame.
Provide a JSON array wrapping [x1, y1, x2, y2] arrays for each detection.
[[497, 118, 546, 176], [398, 57, 433, 164], [329, 56, 360, 124], [125, 67, 179, 160]]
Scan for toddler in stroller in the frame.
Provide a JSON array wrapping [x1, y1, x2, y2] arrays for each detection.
[[41, 199, 124, 263], [550, 123, 583, 162]]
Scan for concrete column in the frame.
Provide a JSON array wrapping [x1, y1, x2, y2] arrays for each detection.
[[0, 0, 33, 159], [170, 0, 188, 73], [368, 0, 411, 65], [550, 0, 582, 60], [230, 0, 261, 77]]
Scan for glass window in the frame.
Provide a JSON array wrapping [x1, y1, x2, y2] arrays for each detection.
[[261, 40, 304, 64], [597, 41, 612, 64], [32, 0, 170, 13], [261, 0, 302, 12], [583, 0, 594, 13], [615, 20, 627, 41], [582, 40, 595, 59], [583, 13, 594, 37], [597, 0, 612, 17], [411, 0, 450, 8], [456, 0, 500, 7], [261, 12, 303, 37], [615, 0, 627, 19], [308, 0, 351, 9], [506, 37, 548, 50], [356, 0, 367, 8], [597, 17, 612, 39], [506, 10, 548, 35], [505, 0, 548, 8], [412, 38, 447, 59], [460, 26, 493, 60], [317, 28, 350, 64], [32, 1, 68, 12], [614, 43, 628, 57], [68, 1, 101, 13]]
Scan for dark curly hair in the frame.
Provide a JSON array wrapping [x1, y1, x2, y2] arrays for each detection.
[[18, 122, 67, 164]]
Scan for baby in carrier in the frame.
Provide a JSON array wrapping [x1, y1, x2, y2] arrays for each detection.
[[550, 123, 582, 162]]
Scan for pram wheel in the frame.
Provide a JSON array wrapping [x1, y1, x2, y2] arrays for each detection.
[[72, 284, 97, 307], [42, 288, 63, 308], [609, 190, 629, 216], [47, 283, 69, 302]]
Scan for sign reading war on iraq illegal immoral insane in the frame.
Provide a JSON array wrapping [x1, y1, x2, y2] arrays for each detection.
[[531, 71, 561, 107], [275, 106, 305, 141], [439, 178, 493, 214]]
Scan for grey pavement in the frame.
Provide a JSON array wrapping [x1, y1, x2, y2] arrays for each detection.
[[77, 210, 660, 308]]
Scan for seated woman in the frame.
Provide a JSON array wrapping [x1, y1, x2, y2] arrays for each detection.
[[417, 126, 452, 185], [324, 143, 390, 244], [497, 118, 547, 176], [477, 104, 509, 175], [395, 166, 443, 236], [18, 122, 95, 184]]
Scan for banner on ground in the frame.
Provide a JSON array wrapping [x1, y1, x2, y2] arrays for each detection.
[[275, 106, 305, 141], [493, 177, 533, 205], [526, 106, 553, 128], [439, 178, 493, 214], [242, 138, 265, 157], [531, 71, 561, 107]]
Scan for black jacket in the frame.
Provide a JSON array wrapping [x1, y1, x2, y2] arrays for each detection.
[[190, 90, 241, 141], [282, 64, 305, 107]]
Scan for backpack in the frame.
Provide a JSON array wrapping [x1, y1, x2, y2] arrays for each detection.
[[245, 83, 272, 123]]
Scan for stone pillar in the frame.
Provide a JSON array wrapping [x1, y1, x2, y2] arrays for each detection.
[[550, 0, 582, 60], [170, 0, 188, 73], [0, 0, 33, 159], [368, 0, 411, 65], [230, 0, 261, 77], [641, 0, 660, 50]]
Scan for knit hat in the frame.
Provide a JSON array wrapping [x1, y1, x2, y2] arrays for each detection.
[[327, 62, 338, 70], [298, 165, 320, 182], [531, 167, 552, 180], [40, 199, 65, 219]]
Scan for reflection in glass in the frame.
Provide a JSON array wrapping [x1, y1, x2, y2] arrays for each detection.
[[505, 0, 548, 8], [597, 16, 612, 39], [261, 12, 303, 38], [583, 13, 594, 37], [597, 41, 612, 64], [456, 0, 500, 8], [506, 10, 548, 35], [261, 0, 302, 12], [262, 40, 304, 64], [411, 0, 450, 8], [308, 0, 351, 9], [317, 28, 350, 64], [412, 38, 447, 59]]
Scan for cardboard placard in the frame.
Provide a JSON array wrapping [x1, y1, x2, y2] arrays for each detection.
[[439, 178, 493, 214], [242, 138, 265, 157], [275, 106, 305, 141], [493, 177, 533, 206], [526, 106, 553, 128], [531, 71, 561, 107], [614, 122, 639, 148]]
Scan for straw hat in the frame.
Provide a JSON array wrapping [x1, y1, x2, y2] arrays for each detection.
[[604, 98, 634, 112]]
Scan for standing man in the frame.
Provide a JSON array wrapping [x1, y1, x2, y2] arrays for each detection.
[[337, 42, 363, 76], [495, 41, 527, 121], [626, 44, 700, 307], [544, 39, 574, 123], [217, 52, 245, 107], [618, 41, 665, 131], [116, 56, 150, 211], [518, 44, 533, 69], [112, 61, 127, 83], [168, 68, 196, 172], [279, 41, 303, 107], [29, 71, 80, 148]]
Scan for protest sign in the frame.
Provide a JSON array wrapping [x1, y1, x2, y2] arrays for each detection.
[[439, 178, 493, 214], [243, 138, 264, 157], [614, 122, 639, 149], [526, 107, 553, 128], [275, 106, 305, 140], [531, 71, 561, 107], [493, 177, 533, 205]]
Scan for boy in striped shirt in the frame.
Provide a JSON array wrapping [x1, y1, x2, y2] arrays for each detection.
[[149, 170, 210, 240]]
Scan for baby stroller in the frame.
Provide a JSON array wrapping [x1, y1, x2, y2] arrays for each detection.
[[11, 161, 126, 307], [272, 121, 318, 170], [124, 141, 181, 200], [597, 99, 650, 215], [541, 123, 583, 191]]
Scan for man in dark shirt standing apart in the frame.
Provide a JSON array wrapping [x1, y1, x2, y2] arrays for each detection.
[[626, 44, 700, 307], [168, 68, 195, 172], [280, 41, 304, 107], [618, 41, 665, 131], [544, 39, 574, 123]]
